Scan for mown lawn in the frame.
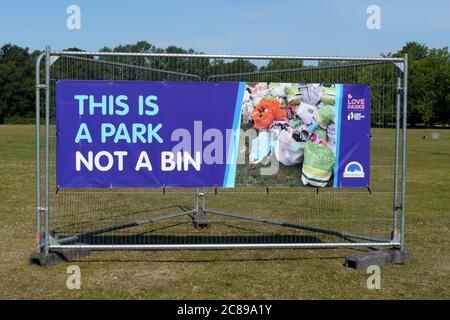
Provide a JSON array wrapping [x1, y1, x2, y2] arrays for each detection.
[[0, 125, 449, 299]]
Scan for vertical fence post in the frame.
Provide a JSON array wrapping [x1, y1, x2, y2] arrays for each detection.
[[400, 54, 408, 250], [202, 188, 206, 210], [44, 46, 51, 254], [392, 67, 402, 238], [35, 52, 45, 253], [194, 188, 199, 210]]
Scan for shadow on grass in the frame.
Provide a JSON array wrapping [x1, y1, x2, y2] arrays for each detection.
[[61, 234, 370, 263], [52, 204, 191, 233], [78, 234, 322, 245], [77, 254, 349, 264]]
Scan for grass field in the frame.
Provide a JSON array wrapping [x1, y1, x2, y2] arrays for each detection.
[[0, 125, 449, 299]]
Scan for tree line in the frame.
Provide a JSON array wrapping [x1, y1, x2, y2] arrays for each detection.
[[0, 41, 448, 127]]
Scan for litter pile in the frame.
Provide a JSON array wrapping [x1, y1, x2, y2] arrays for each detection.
[[243, 83, 337, 187]]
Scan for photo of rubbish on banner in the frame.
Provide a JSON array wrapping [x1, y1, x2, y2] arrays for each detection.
[[235, 82, 370, 188]]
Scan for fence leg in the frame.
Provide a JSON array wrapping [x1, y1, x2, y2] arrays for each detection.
[[346, 54, 411, 269], [192, 189, 210, 229], [28, 47, 58, 265], [35, 52, 46, 253], [400, 54, 408, 250], [392, 66, 402, 241], [44, 45, 51, 255]]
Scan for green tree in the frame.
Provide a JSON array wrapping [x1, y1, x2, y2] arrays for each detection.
[[208, 59, 258, 81], [0, 44, 39, 123], [428, 48, 450, 126], [389, 41, 429, 60], [387, 42, 450, 126]]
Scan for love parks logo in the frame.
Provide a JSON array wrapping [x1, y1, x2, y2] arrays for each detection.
[[347, 93, 366, 110]]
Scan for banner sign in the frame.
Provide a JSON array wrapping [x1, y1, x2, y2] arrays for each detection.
[[56, 81, 370, 189]]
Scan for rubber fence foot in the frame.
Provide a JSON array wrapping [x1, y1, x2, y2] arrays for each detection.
[[29, 248, 91, 266], [345, 249, 411, 269], [29, 252, 65, 266]]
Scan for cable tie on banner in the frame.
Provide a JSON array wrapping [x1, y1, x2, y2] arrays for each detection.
[[367, 187, 372, 195], [266, 186, 270, 195], [163, 186, 166, 195], [214, 187, 218, 195]]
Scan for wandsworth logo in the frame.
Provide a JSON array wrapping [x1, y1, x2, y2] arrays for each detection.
[[343, 161, 365, 178]]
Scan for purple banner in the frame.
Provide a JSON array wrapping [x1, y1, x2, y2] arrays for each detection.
[[56, 81, 370, 189], [333, 84, 371, 187]]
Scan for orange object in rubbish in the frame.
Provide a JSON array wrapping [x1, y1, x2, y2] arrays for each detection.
[[276, 108, 288, 121], [252, 98, 287, 130]]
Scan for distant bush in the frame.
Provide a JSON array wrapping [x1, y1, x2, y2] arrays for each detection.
[[3, 116, 36, 124]]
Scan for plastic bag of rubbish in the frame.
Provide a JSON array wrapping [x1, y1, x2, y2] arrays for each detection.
[[242, 88, 254, 123], [288, 117, 302, 129], [313, 104, 335, 129], [320, 87, 336, 105], [301, 141, 335, 187], [274, 129, 305, 166], [268, 121, 288, 144], [327, 142, 336, 155], [285, 85, 302, 105], [251, 82, 268, 94], [251, 89, 270, 106], [268, 83, 288, 97], [249, 131, 272, 164], [252, 98, 287, 130], [326, 123, 336, 145], [296, 102, 317, 125], [299, 84, 323, 105], [310, 127, 328, 146], [242, 100, 254, 123]]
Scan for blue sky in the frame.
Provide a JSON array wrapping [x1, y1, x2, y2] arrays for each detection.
[[0, 0, 448, 56]]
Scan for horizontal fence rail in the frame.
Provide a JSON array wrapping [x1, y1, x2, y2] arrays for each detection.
[[49, 242, 401, 251], [51, 50, 405, 62]]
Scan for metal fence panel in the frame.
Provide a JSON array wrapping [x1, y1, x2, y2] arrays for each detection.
[[35, 49, 407, 253]]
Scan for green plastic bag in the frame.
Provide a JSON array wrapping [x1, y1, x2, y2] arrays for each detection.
[[315, 128, 327, 140], [301, 141, 335, 187], [284, 86, 302, 105], [321, 87, 336, 105]]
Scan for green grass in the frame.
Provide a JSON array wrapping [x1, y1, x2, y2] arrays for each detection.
[[0, 125, 449, 299]]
